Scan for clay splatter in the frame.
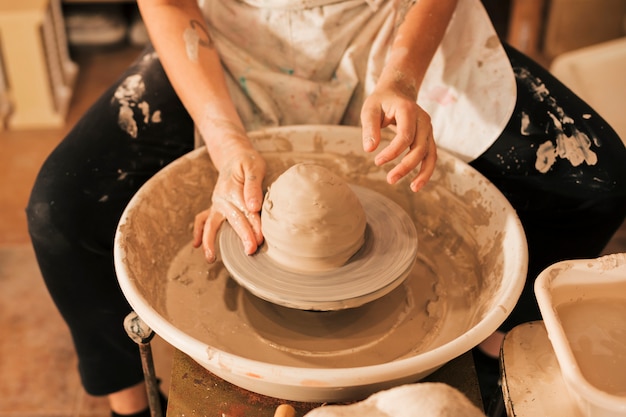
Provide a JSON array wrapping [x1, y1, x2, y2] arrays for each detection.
[[112, 74, 162, 138], [183, 19, 214, 63], [516, 67, 599, 173], [535, 112, 598, 173], [143, 51, 158, 62], [183, 27, 200, 63]]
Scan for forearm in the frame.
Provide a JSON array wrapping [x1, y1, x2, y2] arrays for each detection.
[[137, 0, 250, 170], [378, 0, 458, 98]]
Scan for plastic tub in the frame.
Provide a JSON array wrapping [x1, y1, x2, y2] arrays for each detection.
[[535, 253, 626, 417]]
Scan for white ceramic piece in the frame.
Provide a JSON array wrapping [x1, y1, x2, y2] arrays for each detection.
[[114, 125, 528, 402], [535, 253, 626, 417]]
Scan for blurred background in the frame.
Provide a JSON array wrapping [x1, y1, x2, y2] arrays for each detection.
[[0, 1, 625, 416]]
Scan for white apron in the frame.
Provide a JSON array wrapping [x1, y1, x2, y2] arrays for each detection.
[[199, 0, 516, 162]]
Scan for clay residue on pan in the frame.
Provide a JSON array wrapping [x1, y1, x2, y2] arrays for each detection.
[[117, 152, 218, 315], [120, 127, 510, 370], [160, 152, 497, 368], [166, 240, 443, 367]]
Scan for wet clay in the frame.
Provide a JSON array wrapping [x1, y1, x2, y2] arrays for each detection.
[[166, 240, 444, 367], [163, 152, 490, 368], [118, 126, 513, 377], [220, 184, 418, 311], [557, 294, 626, 396], [261, 163, 366, 272]]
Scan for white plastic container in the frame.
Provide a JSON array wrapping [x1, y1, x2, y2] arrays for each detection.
[[535, 253, 626, 417]]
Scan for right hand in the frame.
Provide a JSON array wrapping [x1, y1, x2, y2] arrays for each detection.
[[360, 77, 437, 193], [192, 142, 266, 263]]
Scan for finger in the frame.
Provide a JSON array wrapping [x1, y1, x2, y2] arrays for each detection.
[[246, 210, 264, 246], [410, 137, 437, 192], [219, 200, 259, 256], [385, 122, 430, 184], [201, 209, 226, 263], [243, 158, 266, 213], [360, 102, 383, 152], [242, 163, 266, 246], [192, 210, 211, 248], [374, 108, 417, 166]]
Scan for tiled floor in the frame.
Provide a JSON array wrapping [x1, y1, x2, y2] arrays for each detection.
[[1, 43, 625, 417]]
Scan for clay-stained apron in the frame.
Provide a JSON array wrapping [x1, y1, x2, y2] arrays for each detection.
[[199, 0, 516, 162]]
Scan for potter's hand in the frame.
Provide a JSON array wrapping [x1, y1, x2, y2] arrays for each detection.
[[360, 86, 437, 192], [192, 145, 266, 263]]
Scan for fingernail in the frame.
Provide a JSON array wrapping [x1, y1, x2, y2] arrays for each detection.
[[411, 180, 424, 192], [244, 239, 255, 255], [248, 198, 261, 211], [205, 249, 216, 263]]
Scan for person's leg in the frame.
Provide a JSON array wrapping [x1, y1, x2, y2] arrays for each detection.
[[26, 47, 194, 414], [471, 43, 626, 332]]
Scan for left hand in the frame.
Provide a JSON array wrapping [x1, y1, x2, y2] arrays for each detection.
[[192, 143, 266, 263]]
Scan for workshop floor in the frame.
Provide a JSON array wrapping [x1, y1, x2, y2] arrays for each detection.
[[1, 44, 625, 417]]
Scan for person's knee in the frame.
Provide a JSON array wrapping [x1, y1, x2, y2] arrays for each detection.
[[26, 165, 79, 250]]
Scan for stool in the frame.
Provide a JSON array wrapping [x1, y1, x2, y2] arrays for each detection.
[[167, 349, 484, 416], [501, 321, 584, 417], [0, 0, 78, 130]]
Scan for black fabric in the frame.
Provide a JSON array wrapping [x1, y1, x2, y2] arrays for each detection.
[[471, 43, 626, 415], [470, 44, 626, 330], [26, 46, 194, 395], [472, 347, 504, 416]]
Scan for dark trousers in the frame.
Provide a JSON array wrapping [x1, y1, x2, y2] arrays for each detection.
[[472, 44, 626, 330], [26, 44, 626, 395]]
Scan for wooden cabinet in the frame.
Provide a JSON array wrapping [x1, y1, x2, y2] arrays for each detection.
[[0, 0, 78, 129]]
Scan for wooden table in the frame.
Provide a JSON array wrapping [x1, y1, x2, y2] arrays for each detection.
[[167, 349, 483, 416]]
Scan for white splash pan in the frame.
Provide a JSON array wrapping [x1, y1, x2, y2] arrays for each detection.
[[535, 253, 626, 417], [114, 125, 528, 402]]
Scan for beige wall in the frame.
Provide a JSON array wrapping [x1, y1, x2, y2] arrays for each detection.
[[543, 0, 626, 58]]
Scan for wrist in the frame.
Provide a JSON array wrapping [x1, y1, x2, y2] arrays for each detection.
[[199, 122, 256, 171], [375, 67, 419, 101], [198, 114, 246, 139]]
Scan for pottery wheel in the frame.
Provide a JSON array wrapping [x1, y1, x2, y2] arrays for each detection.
[[219, 185, 418, 311]]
